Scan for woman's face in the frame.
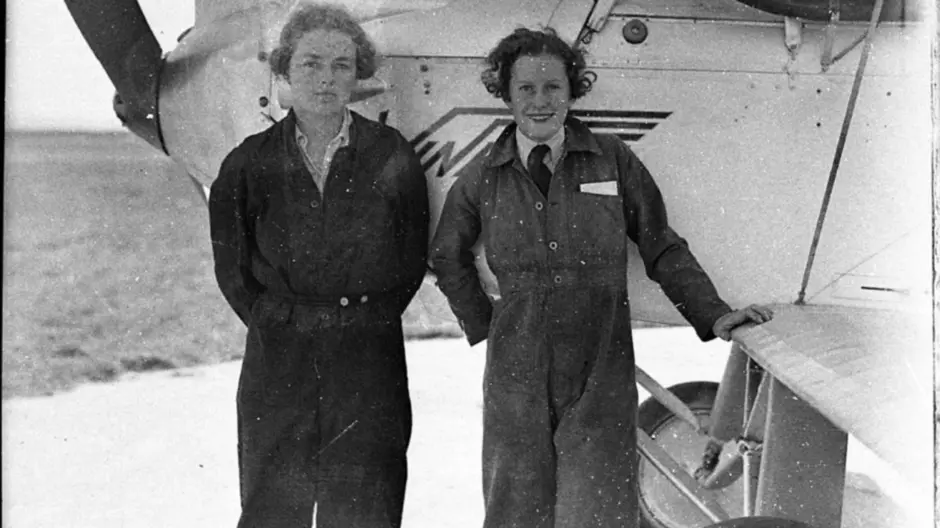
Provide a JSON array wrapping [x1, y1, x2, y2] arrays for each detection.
[[506, 53, 573, 142], [287, 29, 357, 118]]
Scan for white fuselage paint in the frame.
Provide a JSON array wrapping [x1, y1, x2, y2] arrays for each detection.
[[161, 0, 931, 324]]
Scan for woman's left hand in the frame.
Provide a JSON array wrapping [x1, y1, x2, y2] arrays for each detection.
[[712, 304, 775, 341]]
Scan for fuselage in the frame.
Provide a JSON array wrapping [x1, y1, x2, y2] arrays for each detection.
[[158, 0, 933, 324]]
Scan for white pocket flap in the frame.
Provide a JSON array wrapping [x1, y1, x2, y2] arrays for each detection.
[[579, 181, 618, 196]]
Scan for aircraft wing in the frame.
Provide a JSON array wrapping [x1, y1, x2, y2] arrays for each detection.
[[732, 303, 933, 486]]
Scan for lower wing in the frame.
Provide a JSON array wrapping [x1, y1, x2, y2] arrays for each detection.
[[733, 303, 933, 487]]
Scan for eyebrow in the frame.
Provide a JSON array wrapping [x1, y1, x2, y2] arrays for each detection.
[[298, 53, 354, 61]]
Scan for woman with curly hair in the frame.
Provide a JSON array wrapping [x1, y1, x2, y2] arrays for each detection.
[[209, 4, 428, 527], [430, 27, 772, 527]]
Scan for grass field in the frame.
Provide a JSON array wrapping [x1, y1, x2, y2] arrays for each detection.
[[2, 131, 461, 399]]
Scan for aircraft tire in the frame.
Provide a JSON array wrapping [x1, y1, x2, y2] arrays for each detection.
[[637, 381, 728, 528]]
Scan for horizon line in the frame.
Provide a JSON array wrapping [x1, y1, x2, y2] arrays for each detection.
[[5, 126, 132, 135]]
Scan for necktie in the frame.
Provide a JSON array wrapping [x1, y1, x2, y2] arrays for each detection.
[[527, 144, 552, 197]]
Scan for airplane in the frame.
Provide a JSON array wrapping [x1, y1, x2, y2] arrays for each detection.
[[63, 0, 935, 526]]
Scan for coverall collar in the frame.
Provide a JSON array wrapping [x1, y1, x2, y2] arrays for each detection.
[[283, 108, 367, 141], [515, 126, 565, 173], [281, 108, 375, 164], [294, 107, 353, 153], [485, 116, 603, 169]]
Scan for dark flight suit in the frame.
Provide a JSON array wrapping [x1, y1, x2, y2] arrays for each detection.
[[209, 110, 429, 528], [430, 118, 731, 527]]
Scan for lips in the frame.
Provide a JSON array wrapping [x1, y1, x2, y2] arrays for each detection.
[[527, 113, 555, 122]]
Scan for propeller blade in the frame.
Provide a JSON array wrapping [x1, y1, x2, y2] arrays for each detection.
[[63, 0, 165, 151]]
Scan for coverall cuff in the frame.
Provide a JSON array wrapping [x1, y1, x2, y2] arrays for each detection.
[[230, 293, 258, 329], [462, 321, 490, 347], [696, 304, 734, 342]]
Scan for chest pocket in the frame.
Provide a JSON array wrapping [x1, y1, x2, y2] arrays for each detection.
[[482, 174, 546, 273], [566, 182, 627, 265], [252, 163, 296, 263]]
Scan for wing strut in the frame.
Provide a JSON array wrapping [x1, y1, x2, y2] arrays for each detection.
[[795, 0, 887, 304]]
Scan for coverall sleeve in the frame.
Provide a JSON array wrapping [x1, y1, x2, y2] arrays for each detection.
[[618, 146, 732, 341], [393, 135, 431, 312], [428, 172, 493, 346], [209, 149, 263, 327]]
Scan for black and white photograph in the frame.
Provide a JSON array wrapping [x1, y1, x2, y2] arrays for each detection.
[[3, 0, 936, 526]]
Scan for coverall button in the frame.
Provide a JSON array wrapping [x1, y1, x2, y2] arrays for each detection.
[[320, 313, 330, 321], [535, 202, 544, 211], [339, 296, 350, 307], [310, 200, 320, 208], [553, 275, 563, 284], [360, 295, 369, 303], [549, 241, 558, 250]]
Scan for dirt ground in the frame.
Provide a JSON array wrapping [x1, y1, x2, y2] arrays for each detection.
[[2, 330, 932, 528]]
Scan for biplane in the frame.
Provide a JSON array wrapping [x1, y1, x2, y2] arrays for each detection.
[[63, 0, 935, 526]]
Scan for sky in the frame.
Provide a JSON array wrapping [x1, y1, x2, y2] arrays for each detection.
[[5, 0, 194, 131], [3, 0, 447, 131]]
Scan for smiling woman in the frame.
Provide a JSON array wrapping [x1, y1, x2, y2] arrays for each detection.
[[429, 26, 775, 528]]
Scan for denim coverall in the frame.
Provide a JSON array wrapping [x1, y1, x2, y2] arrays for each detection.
[[209, 110, 429, 527], [430, 118, 731, 527]]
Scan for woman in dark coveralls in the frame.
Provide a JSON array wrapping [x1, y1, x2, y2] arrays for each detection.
[[430, 28, 773, 527], [209, 5, 429, 527]]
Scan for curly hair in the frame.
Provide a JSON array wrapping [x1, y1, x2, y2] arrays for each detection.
[[270, 3, 378, 80], [481, 27, 594, 101]]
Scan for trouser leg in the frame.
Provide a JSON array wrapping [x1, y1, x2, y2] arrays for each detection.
[[482, 388, 556, 528], [315, 319, 412, 528], [235, 314, 412, 528], [549, 289, 640, 527], [553, 386, 639, 528], [236, 385, 319, 527], [480, 293, 556, 528]]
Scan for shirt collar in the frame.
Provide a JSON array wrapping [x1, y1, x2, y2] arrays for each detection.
[[294, 107, 352, 149], [515, 125, 565, 169], [487, 117, 602, 168]]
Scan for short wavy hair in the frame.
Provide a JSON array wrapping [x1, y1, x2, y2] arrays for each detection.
[[481, 27, 594, 102], [270, 4, 378, 80]]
